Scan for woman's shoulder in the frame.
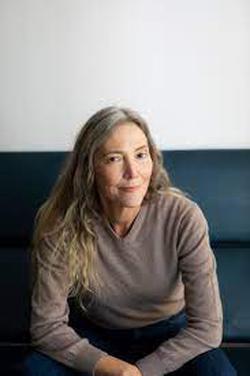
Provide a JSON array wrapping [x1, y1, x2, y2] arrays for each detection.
[[149, 190, 198, 214], [145, 191, 207, 235], [153, 191, 208, 230]]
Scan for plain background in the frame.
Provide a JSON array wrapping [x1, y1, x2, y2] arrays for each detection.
[[0, 0, 249, 151]]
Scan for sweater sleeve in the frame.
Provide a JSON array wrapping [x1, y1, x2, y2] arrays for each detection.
[[29, 237, 109, 375], [135, 202, 223, 376]]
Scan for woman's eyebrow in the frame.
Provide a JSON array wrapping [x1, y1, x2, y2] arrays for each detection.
[[102, 145, 148, 157]]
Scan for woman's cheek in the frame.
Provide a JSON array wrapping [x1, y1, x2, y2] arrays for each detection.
[[143, 165, 153, 180]]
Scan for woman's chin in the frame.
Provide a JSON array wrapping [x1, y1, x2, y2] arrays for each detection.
[[118, 195, 145, 208]]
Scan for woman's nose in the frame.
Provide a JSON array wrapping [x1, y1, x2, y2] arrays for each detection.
[[123, 158, 138, 179]]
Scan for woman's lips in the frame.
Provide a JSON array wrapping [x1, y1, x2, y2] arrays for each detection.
[[119, 186, 140, 192]]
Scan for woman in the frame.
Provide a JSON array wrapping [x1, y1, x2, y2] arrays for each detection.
[[24, 106, 236, 376]]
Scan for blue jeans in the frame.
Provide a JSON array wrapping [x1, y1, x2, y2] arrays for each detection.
[[23, 310, 237, 375]]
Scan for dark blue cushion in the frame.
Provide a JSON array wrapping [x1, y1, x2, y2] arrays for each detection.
[[214, 247, 250, 341], [0, 152, 66, 246], [163, 150, 250, 242], [223, 347, 250, 376], [0, 247, 30, 342]]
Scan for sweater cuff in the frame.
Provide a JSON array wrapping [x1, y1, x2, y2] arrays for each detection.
[[135, 352, 166, 376], [73, 343, 109, 375]]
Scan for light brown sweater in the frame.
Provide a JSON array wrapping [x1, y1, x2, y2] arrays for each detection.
[[30, 192, 223, 376]]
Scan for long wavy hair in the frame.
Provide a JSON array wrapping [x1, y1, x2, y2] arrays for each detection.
[[31, 106, 186, 312]]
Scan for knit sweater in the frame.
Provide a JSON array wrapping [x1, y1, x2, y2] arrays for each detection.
[[30, 192, 223, 376]]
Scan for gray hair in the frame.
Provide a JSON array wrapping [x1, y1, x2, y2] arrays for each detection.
[[32, 106, 184, 312]]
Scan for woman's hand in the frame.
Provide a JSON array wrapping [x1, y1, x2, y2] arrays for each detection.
[[94, 355, 143, 376]]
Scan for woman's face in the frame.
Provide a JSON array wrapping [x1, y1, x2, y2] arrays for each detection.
[[94, 122, 153, 213]]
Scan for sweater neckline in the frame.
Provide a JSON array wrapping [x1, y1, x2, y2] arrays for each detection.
[[95, 201, 148, 243]]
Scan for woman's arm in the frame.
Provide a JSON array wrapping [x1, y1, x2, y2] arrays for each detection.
[[135, 203, 223, 376], [30, 237, 109, 374]]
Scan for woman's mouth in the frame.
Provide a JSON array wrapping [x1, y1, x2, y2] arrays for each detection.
[[119, 186, 140, 192]]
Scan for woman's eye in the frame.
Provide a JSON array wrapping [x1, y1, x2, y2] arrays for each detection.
[[136, 152, 148, 159], [107, 155, 121, 163]]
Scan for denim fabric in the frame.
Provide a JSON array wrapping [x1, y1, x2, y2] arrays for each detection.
[[23, 310, 237, 376]]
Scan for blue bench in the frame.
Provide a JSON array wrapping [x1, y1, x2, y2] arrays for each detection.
[[1, 150, 249, 375]]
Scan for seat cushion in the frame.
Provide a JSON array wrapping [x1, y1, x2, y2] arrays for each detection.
[[1, 345, 30, 375], [214, 247, 250, 341], [223, 347, 250, 376]]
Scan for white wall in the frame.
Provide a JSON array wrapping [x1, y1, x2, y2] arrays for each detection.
[[0, 0, 249, 151]]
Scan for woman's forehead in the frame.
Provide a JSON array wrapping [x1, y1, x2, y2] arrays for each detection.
[[100, 122, 148, 151]]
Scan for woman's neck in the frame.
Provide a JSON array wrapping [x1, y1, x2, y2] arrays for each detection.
[[103, 206, 141, 237]]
